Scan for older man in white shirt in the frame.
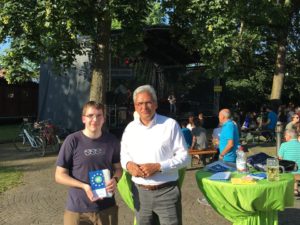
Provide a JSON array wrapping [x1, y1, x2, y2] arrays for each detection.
[[121, 84, 189, 225]]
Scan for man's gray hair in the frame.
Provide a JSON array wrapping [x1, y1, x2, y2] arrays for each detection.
[[220, 109, 231, 119], [285, 129, 297, 139], [133, 85, 157, 103]]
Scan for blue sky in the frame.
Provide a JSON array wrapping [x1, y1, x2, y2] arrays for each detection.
[[0, 39, 10, 55]]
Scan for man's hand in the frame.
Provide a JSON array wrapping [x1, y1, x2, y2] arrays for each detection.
[[139, 163, 161, 178], [126, 161, 145, 177], [82, 183, 102, 202], [212, 138, 219, 146], [219, 154, 224, 160]]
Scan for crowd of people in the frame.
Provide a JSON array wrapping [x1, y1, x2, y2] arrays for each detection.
[[224, 103, 300, 195], [240, 103, 300, 139], [54, 84, 300, 225]]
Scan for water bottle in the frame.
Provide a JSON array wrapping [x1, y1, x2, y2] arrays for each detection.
[[236, 145, 247, 173]]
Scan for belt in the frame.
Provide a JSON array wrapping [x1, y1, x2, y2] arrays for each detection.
[[136, 181, 178, 191]]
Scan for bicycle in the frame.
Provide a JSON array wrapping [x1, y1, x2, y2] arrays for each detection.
[[34, 120, 60, 152], [13, 118, 46, 156], [34, 120, 60, 153]]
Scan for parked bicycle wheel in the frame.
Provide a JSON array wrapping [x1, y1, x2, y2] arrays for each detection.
[[33, 136, 46, 157], [13, 133, 32, 152], [49, 135, 60, 152]]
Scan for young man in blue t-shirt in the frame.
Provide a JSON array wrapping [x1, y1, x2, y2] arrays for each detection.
[[55, 101, 122, 225]]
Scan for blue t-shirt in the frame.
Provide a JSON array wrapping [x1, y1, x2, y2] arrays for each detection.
[[219, 120, 239, 162], [56, 131, 120, 212], [181, 128, 192, 148], [267, 111, 277, 130], [278, 139, 300, 173]]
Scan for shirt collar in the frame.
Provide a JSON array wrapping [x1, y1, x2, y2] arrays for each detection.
[[222, 119, 231, 126], [136, 113, 157, 128], [290, 138, 298, 141]]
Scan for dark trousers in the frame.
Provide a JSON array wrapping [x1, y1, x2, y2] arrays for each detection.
[[132, 183, 182, 225]]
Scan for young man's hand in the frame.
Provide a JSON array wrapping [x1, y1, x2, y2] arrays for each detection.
[[105, 178, 117, 194], [82, 183, 102, 202]]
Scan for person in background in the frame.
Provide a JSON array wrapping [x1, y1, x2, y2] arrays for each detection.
[[167, 93, 176, 114], [121, 85, 189, 225], [187, 115, 196, 131], [181, 121, 193, 149], [191, 120, 207, 151], [241, 111, 257, 131], [261, 105, 277, 141], [286, 102, 295, 122], [191, 120, 208, 166], [278, 129, 300, 196], [257, 106, 267, 129], [211, 124, 222, 161], [218, 109, 240, 163], [55, 101, 122, 225], [212, 124, 222, 150], [285, 113, 299, 131], [277, 105, 287, 127], [198, 112, 205, 128], [295, 106, 300, 119], [232, 111, 241, 137]]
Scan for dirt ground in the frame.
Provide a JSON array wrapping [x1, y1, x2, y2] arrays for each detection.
[[0, 143, 299, 225]]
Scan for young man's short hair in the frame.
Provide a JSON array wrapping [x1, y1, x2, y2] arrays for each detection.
[[82, 101, 105, 116]]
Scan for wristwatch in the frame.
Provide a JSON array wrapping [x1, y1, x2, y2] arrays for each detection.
[[113, 176, 119, 183]]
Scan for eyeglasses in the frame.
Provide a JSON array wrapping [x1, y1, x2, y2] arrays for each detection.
[[135, 101, 154, 107], [84, 114, 103, 119], [293, 116, 299, 119]]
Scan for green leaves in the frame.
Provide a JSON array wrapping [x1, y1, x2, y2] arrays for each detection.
[[0, 0, 157, 84], [167, 0, 300, 104]]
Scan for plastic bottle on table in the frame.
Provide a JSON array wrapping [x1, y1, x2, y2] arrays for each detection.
[[236, 145, 247, 173]]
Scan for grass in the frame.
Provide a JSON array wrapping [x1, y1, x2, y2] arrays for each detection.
[[0, 123, 20, 143], [0, 166, 23, 194], [0, 123, 23, 193]]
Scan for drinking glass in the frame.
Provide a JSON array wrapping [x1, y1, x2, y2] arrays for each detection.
[[266, 158, 279, 181]]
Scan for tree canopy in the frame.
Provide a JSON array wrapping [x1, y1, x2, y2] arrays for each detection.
[[165, 0, 300, 106], [0, 0, 153, 102], [1, 0, 300, 108]]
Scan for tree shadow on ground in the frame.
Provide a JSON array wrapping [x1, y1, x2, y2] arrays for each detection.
[[0, 144, 57, 172]]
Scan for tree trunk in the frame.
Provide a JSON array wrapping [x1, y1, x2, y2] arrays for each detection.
[[270, 39, 286, 100], [89, 4, 111, 104], [270, 1, 300, 101]]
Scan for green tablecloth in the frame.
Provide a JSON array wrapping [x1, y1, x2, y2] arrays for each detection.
[[196, 171, 294, 225]]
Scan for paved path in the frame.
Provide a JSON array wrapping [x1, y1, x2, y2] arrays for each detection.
[[0, 143, 299, 225]]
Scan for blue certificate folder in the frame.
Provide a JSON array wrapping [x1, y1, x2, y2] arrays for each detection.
[[205, 161, 235, 173], [210, 172, 231, 181], [88, 170, 109, 198], [248, 172, 267, 180]]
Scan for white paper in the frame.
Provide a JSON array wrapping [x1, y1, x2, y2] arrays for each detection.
[[102, 169, 113, 197]]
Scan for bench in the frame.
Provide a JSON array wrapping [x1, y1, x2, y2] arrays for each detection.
[[242, 129, 275, 144], [189, 148, 218, 167]]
